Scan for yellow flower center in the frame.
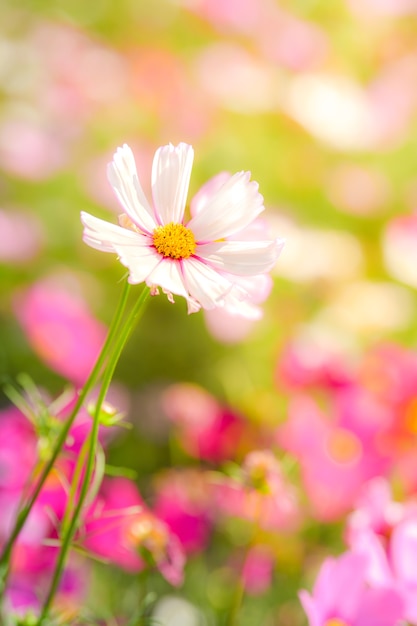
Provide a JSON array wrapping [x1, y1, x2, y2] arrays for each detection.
[[153, 222, 196, 259], [325, 620, 349, 626]]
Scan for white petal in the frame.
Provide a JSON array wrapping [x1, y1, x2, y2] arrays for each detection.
[[113, 244, 162, 285], [187, 171, 264, 242], [190, 172, 231, 217], [181, 258, 247, 311], [81, 211, 146, 252], [196, 239, 285, 276], [219, 292, 263, 320], [145, 258, 201, 313], [152, 143, 194, 225], [107, 144, 157, 234]]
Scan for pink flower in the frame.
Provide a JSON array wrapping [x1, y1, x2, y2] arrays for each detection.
[[383, 213, 417, 290], [0, 118, 68, 181], [347, 488, 417, 624], [83, 478, 185, 586], [278, 395, 388, 521], [14, 278, 107, 385], [153, 470, 212, 554], [300, 550, 405, 626], [389, 518, 417, 623], [0, 407, 38, 493], [211, 450, 300, 532], [162, 383, 253, 462], [276, 338, 353, 391], [346, 479, 409, 547], [0, 209, 44, 264], [242, 545, 274, 595]]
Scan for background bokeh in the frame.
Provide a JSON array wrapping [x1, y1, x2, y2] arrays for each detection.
[[2, 0, 417, 624]]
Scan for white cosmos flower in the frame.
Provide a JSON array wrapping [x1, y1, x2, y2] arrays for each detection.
[[81, 142, 284, 314]]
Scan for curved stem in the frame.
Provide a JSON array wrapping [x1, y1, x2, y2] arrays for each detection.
[[38, 287, 150, 624], [0, 281, 131, 593]]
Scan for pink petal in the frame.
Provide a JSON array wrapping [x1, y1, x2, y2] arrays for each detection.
[[391, 519, 417, 585], [299, 590, 322, 626], [355, 587, 405, 626]]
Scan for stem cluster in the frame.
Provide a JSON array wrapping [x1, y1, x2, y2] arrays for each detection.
[[0, 282, 149, 625]]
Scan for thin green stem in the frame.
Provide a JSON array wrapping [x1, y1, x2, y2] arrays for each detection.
[[38, 287, 150, 624], [61, 434, 90, 536], [0, 281, 131, 594], [226, 498, 262, 626]]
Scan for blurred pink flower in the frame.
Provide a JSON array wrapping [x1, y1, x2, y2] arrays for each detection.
[[153, 470, 212, 554], [383, 213, 417, 289], [349, 516, 417, 625], [356, 344, 417, 491], [14, 278, 107, 385], [162, 383, 254, 462], [257, 11, 328, 72], [389, 518, 417, 623], [300, 549, 404, 626], [82, 477, 145, 572], [0, 119, 68, 181], [346, 479, 408, 548], [276, 338, 353, 391], [130, 48, 211, 139], [211, 450, 300, 532], [348, 0, 417, 17], [327, 165, 390, 217], [83, 478, 185, 586], [278, 395, 388, 521], [0, 209, 44, 264], [179, 0, 264, 34], [242, 545, 274, 595], [33, 23, 130, 123], [0, 407, 38, 493], [195, 43, 279, 114]]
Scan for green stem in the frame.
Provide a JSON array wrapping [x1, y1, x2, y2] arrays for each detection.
[[38, 287, 150, 624], [227, 576, 245, 626], [226, 498, 262, 626], [0, 281, 131, 594], [61, 434, 90, 536]]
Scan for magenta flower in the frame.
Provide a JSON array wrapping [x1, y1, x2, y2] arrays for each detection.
[[348, 496, 417, 625], [14, 278, 107, 386], [0, 407, 38, 493], [242, 545, 274, 595], [83, 477, 185, 586], [346, 478, 414, 547], [153, 469, 212, 554], [162, 383, 252, 462]]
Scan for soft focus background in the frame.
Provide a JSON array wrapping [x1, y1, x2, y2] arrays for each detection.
[[2, 0, 417, 624]]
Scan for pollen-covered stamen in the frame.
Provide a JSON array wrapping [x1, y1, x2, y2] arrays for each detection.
[[153, 222, 196, 259]]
